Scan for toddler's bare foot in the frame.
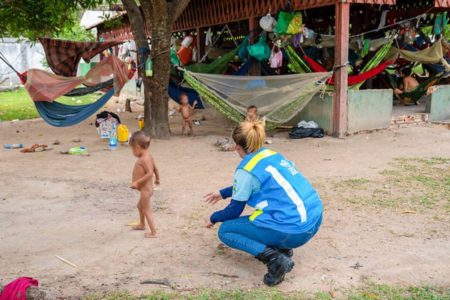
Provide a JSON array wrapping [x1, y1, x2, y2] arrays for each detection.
[[144, 232, 158, 238], [132, 225, 145, 230]]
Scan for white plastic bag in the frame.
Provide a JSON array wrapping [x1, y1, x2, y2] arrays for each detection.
[[260, 14, 277, 32]]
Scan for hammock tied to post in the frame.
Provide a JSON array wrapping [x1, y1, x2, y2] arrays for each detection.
[[183, 70, 330, 130]]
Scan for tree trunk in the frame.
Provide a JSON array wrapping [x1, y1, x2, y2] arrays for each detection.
[[123, 0, 191, 138]]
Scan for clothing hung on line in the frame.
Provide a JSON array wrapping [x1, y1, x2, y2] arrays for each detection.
[[39, 38, 121, 76]]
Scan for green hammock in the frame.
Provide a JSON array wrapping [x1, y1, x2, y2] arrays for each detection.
[[352, 40, 393, 90], [186, 47, 240, 74], [389, 73, 444, 105], [286, 46, 311, 74]]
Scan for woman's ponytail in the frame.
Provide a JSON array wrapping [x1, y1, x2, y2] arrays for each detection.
[[232, 121, 266, 153]]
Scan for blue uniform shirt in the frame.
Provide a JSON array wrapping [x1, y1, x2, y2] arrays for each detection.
[[232, 169, 260, 201]]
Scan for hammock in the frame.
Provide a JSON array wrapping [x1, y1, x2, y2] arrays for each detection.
[[34, 89, 115, 127], [64, 79, 113, 97], [39, 38, 121, 76], [352, 40, 393, 89], [286, 46, 311, 73], [168, 81, 204, 109], [385, 39, 450, 71], [299, 49, 392, 86], [186, 47, 240, 74], [23, 55, 129, 101], [183, 70, 329, 129], [327, 61, 392, 86], [387, 73, 445, 105], [303, 55, 327, 72], [169, 58, 255, 109]]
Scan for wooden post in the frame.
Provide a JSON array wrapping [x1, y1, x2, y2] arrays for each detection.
[[196, 26, 205, 62], [333, 2, 350, 138], [248, 17, 261, 76]]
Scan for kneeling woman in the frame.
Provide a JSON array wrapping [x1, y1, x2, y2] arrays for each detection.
[[204, 121, 323, 286]]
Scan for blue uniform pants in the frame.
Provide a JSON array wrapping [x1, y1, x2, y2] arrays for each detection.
[[218, 215, 322, 256]]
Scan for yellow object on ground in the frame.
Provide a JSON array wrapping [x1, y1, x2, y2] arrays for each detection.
[[138, 119, 144, 130], [117, 124, 129, 143]]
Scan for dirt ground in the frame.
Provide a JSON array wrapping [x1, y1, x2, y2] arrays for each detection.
[[0, 101, 449, 298]]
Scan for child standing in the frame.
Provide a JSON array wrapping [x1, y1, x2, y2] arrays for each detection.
[[129, 131, 160, 238], [245, 105, 266, 127], [178, 93, 198, 136]]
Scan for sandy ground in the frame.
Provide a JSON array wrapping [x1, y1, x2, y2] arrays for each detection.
[[0, 101, 450, 298]]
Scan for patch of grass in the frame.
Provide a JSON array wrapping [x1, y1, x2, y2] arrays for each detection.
[[348, 284, 450, 300], [332, 158, 450, 214], [85, 285, 450, 300], [0, 87, 100, 121]]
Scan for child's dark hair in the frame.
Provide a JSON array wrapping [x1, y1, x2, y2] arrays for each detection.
[[129, 131, 151, 149], [232, 121, 265, 153], [179, 92, 188, 100], [247, 105, 257, 111], [402, 67, 412, 77]]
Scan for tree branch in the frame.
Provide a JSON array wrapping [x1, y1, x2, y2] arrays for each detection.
[[170, 0, 191, 23]]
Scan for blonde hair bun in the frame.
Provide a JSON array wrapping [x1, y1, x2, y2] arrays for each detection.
[[232, 120, 266, 153]]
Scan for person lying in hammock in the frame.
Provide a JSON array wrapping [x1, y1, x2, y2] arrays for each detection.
[[393, 68, 420, 104]]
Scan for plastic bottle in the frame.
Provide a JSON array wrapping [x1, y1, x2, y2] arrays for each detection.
[[3, 144, 24, 149], [109, 124, 118, 150]]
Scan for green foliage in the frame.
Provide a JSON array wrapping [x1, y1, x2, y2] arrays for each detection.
[[0, 87, 99, 121], [0, 0, 114, 41], [55, 19, 96, 41]]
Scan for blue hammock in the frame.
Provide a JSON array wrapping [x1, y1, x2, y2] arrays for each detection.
[[34, 88, 115, 127], [168, 81, 204, 108]]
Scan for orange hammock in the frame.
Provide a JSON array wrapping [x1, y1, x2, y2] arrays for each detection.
[[303, 54, 392, 86]]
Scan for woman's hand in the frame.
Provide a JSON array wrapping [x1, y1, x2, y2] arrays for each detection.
[[204, 192, 222, 205], [204, 219, 214, 228]]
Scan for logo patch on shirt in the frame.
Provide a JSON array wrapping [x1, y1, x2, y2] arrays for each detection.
[[280, 160, 299, 176]]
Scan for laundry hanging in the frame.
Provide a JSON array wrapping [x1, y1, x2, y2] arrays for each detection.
[[39, 38, 121, 76], [183, 70, 329, 129], [23, 55, 129, 101]]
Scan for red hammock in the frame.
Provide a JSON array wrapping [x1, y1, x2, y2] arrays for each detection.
[[303, 55, 327, 72], [303, 55, 392, 86], [327, 61, 393, 86]]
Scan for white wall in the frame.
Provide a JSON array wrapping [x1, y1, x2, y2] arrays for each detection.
[[0, 38, 47, 85]]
